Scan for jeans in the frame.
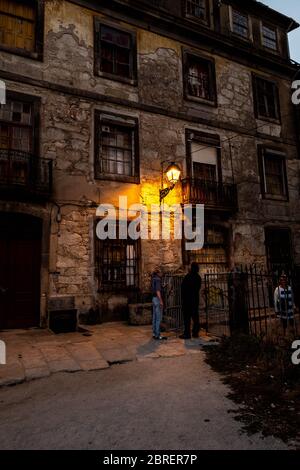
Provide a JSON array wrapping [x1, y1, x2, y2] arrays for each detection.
[[152, 296, 162, 338]]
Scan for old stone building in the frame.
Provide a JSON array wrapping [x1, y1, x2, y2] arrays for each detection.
[[0, 0, 299, 328]]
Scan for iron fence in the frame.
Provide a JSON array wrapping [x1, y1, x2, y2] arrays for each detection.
[[162, 273, 185, 334], [204, 266, 300, 339]]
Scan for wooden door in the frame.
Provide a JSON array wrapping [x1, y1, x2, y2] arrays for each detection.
[[0, 213, 41, 329]]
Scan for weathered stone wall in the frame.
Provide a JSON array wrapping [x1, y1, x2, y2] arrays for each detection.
[[1, 0, 299, 323]]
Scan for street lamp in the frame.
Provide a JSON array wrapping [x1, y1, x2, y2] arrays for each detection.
[[159, 162, 181, 203]]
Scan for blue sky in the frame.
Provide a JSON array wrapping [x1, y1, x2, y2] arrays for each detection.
[[261, 0, 300, 62]]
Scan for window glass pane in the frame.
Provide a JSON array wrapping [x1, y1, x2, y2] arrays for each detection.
[[256, 78, 278, 119], [0, 98, 33, 152], [186, 0, 207, 21], [96, 234, 138, 290], [98, 122, 135, 177], [189, 226, 228, 272], [100, 25, 132, 78], [188, 57, 211, 100], [264, 153, 285, 196], [232, 10, 249, 38], [262, 25, 277, 50]]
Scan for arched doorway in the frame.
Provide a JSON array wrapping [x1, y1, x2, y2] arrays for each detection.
[[0, 213, 42, 329]]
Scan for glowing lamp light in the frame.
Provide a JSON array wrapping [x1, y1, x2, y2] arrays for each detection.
[[160, 162, 181, 203], [166, 163, 181, 184]]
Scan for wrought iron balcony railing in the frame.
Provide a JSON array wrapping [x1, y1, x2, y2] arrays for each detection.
[[181, 178, 238, 212], [0, 149, 52, 199]]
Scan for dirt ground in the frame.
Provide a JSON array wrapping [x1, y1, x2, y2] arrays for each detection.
[[0, 353, 291, 450]]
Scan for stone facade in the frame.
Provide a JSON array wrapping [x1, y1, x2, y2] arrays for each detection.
[[0, 0, 299, 326]]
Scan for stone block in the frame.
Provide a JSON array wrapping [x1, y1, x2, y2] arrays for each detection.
[[128, 303, 153, 326]]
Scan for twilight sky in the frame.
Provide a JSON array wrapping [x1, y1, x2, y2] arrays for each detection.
[[261, 0, 300, 62]]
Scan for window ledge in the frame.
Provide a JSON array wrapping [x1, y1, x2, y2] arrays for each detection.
[[95, 70, 137, 87], [256, 116, 281, 125], [185, 14, 210, 28], [0, 44, 42, 61], [185, 94, 217, 107], [262, 194, 289, 202], [95, 173, 140, 184]]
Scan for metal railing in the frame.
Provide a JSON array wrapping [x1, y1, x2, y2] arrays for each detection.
[[0, 149, 52, 198], [204, 265, 300, 339], [181, 178, 238, 211]]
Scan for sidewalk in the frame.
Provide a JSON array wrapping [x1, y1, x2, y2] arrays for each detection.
[[0, 323, 217, 387]]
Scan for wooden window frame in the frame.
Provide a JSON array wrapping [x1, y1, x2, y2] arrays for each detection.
[[185, 129, 222, 179], [183, 50, 217, 106], [182, 223, 230, 270], [94, 18, 137, 86], [0, 90, 40, 154], [260, 22, 279, 54], [252, 74, 281, 123], [0, 0, 44, 60], [229, 6, 252, 42], [94, 110, 140, 184], [258, 146, 289, 202], [183, 0, 210, 27], [95, 223, 140, 293]]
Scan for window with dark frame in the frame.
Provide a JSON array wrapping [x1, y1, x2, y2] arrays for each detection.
[[94, 21, 136, 82], [193, 162, 217, 181], [0, 0, 43, 58], [0, 94, 39, 187], [95, 113, 139, 181], [186, 225, 228, 273], [95, 232, 139, 291], [260, 149, 287, 199], [253, 76, 280, 121], [0, 97, 34, 152], [185, 0, 208, 23], [185, 54, 215, 102], [0, 0, 35, 52], [262, 24, 278, 51], [232, 9, 249, 39]]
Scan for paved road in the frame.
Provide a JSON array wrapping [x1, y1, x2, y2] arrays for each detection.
[[0, 353, 289, 450]]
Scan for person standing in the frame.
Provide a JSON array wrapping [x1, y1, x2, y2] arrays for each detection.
[[274, 274, 295, 334], [151, 269, 167, 341], [180, 262, 202, 339]]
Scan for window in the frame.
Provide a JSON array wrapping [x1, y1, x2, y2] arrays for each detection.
[[185, 225, 228, 273], [259, 149, 288, 200], [265, 228, 293, 275], [94, 21, 137, 83], [184, 53, 216, 104], [231, 9, 249, 39], [262, 24, 278, 51], [185, 0, 209, 24], [187, 129, 220, 180], [0, 96, 35, 152], [95, 112, 139, 182], [193, 162, 216, 181], [253, 76, 280, 121], [0, 93, 39, 188], [95, 233, 139, 291], [0, 0, 43, 58]]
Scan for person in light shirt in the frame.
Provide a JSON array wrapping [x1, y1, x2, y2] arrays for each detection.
[[274, 274, 295, 333]]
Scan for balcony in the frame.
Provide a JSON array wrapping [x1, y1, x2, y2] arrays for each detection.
[[181, 178, 238, 212], [0, 149, 52, 200]]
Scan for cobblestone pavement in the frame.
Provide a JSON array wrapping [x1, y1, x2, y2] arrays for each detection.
[[0, 324, 218, 387]]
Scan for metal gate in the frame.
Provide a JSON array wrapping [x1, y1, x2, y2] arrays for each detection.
[[162, 274, 184, 334], [204, 267, 300, 338], [204, 272, 230, 337]]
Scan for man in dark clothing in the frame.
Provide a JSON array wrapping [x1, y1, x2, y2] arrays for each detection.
[[180, 263, 202, 339]]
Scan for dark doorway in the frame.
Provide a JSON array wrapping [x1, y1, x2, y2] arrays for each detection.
[[265, 227, 293, 275], [0, 213, 42, 329]]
